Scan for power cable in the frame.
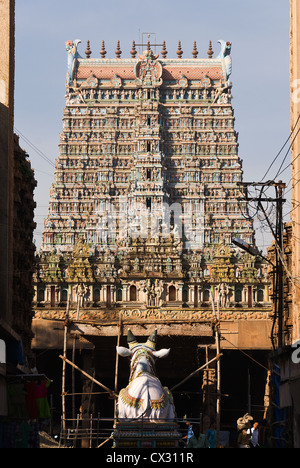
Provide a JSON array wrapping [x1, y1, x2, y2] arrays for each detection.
[[14, 127, 55, 168], [274, 126, 300, 180], [275, 152, 300, 181], [260, 114, 300, 181]]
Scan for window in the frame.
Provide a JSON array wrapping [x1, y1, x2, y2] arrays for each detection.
[[117, 288, 123, 301], [130, 285, 137, 301], [107, 285, 111, 306], [182, 287, 188, 303], [257, 289, 264, 302], [93, 288, 100, 302], [61, 289, 68, 302], [38, 289, 45, 302], [235, 288, 242, 303], [50, 286, 55, 307], [203, 289, 210, 302], [169, 285, 176, 301], [194, 286, 198, 307]]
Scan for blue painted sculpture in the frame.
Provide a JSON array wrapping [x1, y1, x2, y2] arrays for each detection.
[[217, 40, 232, 85], [65, 39, 81, 85]]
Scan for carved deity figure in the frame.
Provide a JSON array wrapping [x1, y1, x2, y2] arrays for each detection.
[[74, 283, 88, 306], [216, 283, 231, 308]]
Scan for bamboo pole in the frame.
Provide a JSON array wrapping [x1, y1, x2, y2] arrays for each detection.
[[96, 435, 113, 448], [62, 295, 70, 437], [114, 316, 122, 423], [72, 291, 80, 425], [170, 353, 222, 391], [211, 292, 221, 448], [59, 354, 117, 398]]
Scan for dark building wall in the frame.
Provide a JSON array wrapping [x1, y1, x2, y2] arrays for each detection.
[[12, 134, 37, 364]]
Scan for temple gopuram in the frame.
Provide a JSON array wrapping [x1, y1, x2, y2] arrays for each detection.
[[32, 39, 274, 441]]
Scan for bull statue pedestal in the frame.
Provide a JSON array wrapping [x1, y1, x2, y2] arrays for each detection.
[[113, 329, 181, 448]]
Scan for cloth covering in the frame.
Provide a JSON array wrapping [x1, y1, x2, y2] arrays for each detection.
[[35, 380, 51, 419], [7, 384, 28, 419], [25, 382, 39, 419], [7, 380, 51, 420]]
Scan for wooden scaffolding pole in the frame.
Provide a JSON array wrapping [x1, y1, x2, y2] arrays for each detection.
[[62, 295, 70, 436], [211, 292, 221, 448], [59, 354, 117, 398], [72, 289, 81, 425], [114, 316, 122, 423], [170, 353, 222, 392]]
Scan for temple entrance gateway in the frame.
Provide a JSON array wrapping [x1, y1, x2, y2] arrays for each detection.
[[32, 37, 273, 447]]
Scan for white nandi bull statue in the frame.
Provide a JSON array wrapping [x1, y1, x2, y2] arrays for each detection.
[[116, 329, 176, 421]]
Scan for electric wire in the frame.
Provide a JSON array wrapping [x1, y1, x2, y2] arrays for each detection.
[[283, 175, 300, 197], [273, 126, 300, 180], [260, 114, 300, 182], [256, 185, 300, 286], [220, 335, 269, 371], [14, 127, 56, 168], [274, 152, 300, 182]]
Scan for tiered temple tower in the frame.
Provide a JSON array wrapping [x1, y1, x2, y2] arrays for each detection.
[[34, 38, 271, 312], [32, 38, 273, 438], [42, 39, 253, 253], [33, 38, 272, 311]]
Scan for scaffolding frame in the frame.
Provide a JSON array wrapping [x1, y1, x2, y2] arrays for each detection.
[[58, 300, 222, 448]]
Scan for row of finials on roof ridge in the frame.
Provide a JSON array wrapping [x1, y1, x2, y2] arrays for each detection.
[[82, 39, 216, 59]]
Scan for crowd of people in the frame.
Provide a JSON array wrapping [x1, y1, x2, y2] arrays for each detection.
[[237, 420, 269, 448], [181, 417, 269, 448], [182, 420, 216, 448]]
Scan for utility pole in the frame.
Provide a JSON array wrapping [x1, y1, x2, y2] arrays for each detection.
[[237, 180, 286, 350], [277, 182, 285, 349]]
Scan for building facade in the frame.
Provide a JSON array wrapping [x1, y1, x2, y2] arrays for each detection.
[[0, 0, 38, 448], [32, 39, 274, 437], [35, 38, 271, 312], [264, 1, 300, 449]]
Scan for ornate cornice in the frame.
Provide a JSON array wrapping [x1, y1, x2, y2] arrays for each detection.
[[34, 306, 272, 323]]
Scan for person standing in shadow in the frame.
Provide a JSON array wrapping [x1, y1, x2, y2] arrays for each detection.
[[187, 425, 210, 448]]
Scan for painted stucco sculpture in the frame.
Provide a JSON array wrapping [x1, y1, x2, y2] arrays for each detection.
[[116, 329, 175, 421]]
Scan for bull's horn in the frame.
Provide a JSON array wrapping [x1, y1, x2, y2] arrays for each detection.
[[127, 329, 136, 343], [145, 328, 157, 351], [149, 329, 157, 343], [127, 329, 138, 350]]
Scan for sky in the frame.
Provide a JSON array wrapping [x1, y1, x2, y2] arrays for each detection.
[[13, 0, 292, 252]]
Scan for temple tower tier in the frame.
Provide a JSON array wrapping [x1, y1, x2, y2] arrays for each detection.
[[42, 39, 254, 253]]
